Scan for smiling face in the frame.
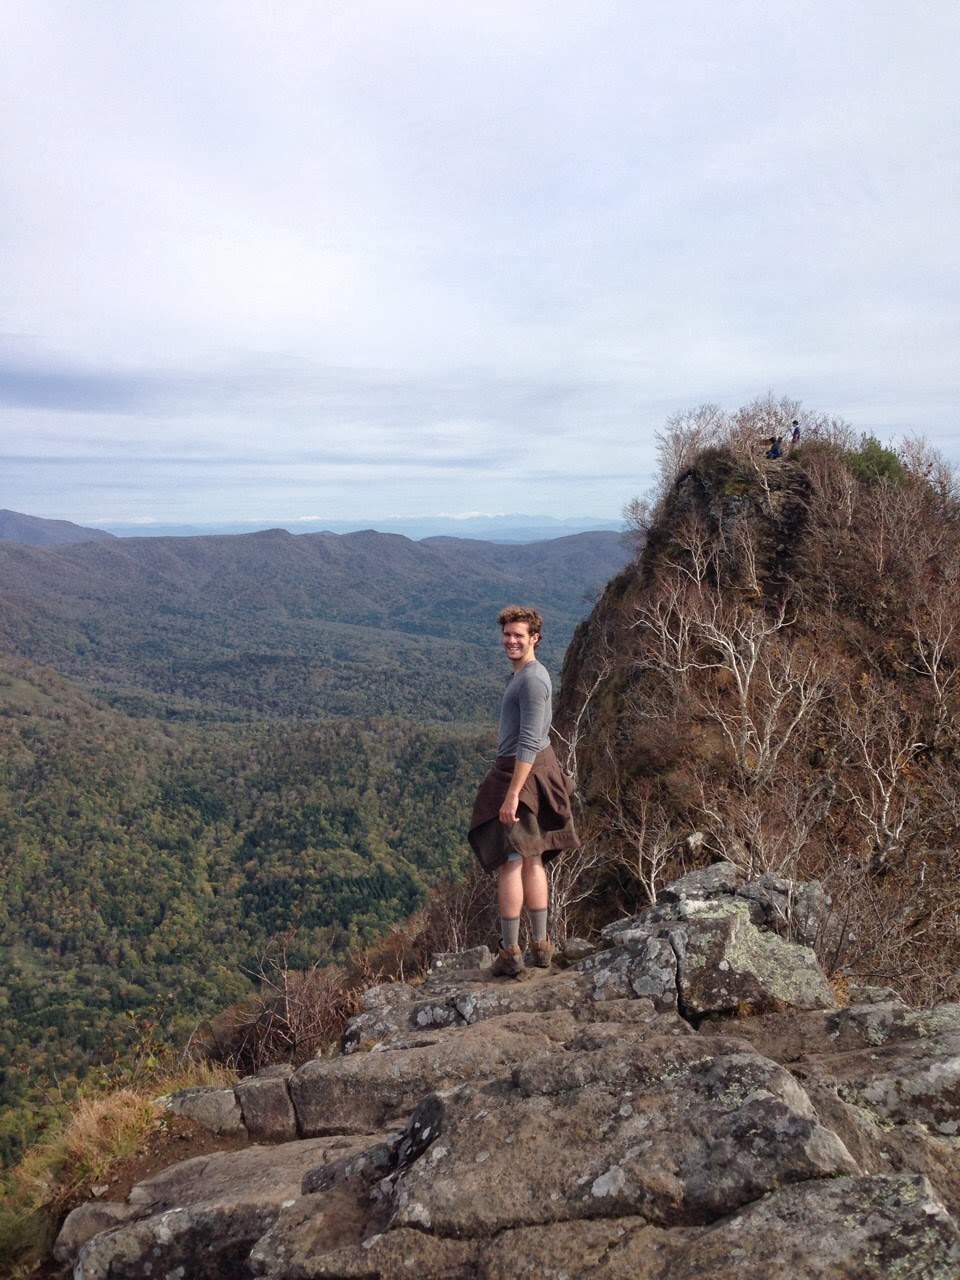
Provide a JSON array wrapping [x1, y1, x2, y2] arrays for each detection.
[[502, 619, 539, 669]]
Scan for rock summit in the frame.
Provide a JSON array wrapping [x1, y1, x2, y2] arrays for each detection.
[[57, 865, 960, 1278]]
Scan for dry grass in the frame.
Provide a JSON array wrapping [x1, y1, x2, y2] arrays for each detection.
[[0, 1061, 235, 1279], [14, 1089, 160, 1213], [829, 973, 853, 1007]]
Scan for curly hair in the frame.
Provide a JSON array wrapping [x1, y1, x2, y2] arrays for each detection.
[[497, 605, 543, 642]]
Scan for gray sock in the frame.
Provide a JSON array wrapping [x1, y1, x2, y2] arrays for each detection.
[[529, 908, 548, 942], [500, 917, 521, 949]]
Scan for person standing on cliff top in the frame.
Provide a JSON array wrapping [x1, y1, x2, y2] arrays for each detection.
[[467, 605, 579, 977]]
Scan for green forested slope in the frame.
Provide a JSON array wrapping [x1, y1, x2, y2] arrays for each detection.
[[0, 655, 492, 1161]]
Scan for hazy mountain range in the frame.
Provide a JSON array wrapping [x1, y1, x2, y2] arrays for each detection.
[[0, 508, 620, 546], [0, 516, 630, 721]]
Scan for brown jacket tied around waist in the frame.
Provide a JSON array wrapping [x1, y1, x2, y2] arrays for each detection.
[[468, 744, 580, 873]]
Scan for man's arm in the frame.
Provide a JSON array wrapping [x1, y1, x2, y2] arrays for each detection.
[[499, 759, 533, 826], [499, 663, 550, 825]]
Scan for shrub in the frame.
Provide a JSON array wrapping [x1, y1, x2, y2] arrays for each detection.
[[846, 434, 906, 486]]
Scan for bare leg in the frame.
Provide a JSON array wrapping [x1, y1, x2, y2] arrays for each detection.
[[521, 854, 548, 912], [498, 856, 548, 916], [497, 858, 524, 919]]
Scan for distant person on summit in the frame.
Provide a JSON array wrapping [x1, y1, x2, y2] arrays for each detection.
[[791, 420, 801, 445], [468, 606, 579, 977]]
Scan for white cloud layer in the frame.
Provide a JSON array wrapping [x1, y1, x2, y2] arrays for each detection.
[[1, 1, 958, 523]]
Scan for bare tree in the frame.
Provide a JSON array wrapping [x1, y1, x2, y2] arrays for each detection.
[[411, 863, 498, 957], [898, 434, 960, 506], [821, 848, 960, 1003], [600, 782, 676, 905], [686, 764, 836, 879], [228, 932, 361, 1071], [905, 586, 960, 747], [653, 403, 726, 498], [633, 583, 830, 787], [838, 682, 925, 872], [552, 629, 617, 779], [622, 495, 654, 556], [801, 444, 858, 535], [547, 836, 608, 940], [658, 511, 720, 587]]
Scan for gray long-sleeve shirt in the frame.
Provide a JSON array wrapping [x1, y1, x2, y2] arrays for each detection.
[[498, 660, 552, 763]]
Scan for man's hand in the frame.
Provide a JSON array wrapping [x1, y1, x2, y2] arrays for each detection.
[[499, 791, 521, 825], [500, 759, 533, 826]]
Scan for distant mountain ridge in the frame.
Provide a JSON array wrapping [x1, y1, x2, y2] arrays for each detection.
[[0, 508, 116, 547], [0, 525, 629, 721], [99, 513, 621, 542], [0, 509, 621, 544]]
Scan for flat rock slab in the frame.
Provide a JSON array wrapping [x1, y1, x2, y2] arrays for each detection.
[[126, 1136, 356, 1211], [388, 1036, 857, 1236], [668, 1172, 960, 1280], [252, 1162, 960, 1280], [292, 1009, 583, 1135], [698, 1001, 960, 1063], [468, 1175, 960, 1280], [794, 1031, 960, 1132], [344, 969, 592, 1052]]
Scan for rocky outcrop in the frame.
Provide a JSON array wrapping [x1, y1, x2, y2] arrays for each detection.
[[57, 867, 960, 1278]]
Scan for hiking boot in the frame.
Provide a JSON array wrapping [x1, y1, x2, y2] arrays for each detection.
[[490, 944, 525, 978], [529, 938, 554, 969]]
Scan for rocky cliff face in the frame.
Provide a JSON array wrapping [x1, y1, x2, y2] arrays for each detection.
[[56, 865, 960, 1278], [553, 437, 960, 1003]]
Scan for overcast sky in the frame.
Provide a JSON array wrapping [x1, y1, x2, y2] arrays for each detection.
[[1, 2, 958, 527]]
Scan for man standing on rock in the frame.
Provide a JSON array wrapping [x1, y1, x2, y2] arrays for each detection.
[[468, 605, 579, 977]]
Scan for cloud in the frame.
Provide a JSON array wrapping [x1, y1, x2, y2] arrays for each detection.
[[1, 2, 958, 522]]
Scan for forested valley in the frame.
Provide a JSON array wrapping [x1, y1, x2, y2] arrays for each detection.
[[0, 526, 628, 1164], [0, 654, 494, 1162]]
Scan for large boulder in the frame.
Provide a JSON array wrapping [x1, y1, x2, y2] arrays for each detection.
[[235, 1074, 298, 1142], [160, 1084, 246, 1135], [598, 891, 837, 1019], [574, 932, 679, 1010], [669, 898, 837, 1017]]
